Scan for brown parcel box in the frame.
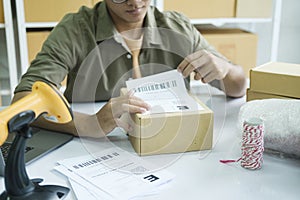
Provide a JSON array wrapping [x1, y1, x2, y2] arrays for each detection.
[[27, 31, 51, 63], [24, 0, 93, 22], [127, 95, 213, 156], [93, 0, 102, 5], [199, 28, 258, 78], [235, 0, 273, 18], [163, 0, 235, 19], [250, 62, 300, 99], [27, 31, 67, 86], [246, 88, 296, 102], [0, 0, 4, 23]]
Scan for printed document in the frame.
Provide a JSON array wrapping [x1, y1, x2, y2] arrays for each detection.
[[55, 147, 174, 200], [126, 70, 203, 114]]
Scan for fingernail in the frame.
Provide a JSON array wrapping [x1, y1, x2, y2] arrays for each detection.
[[128, 125, 133, 132], [140, 108, 147, 113]]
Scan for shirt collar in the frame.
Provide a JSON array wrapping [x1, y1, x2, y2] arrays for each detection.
[[95, 2, 117, 43], [143, 6, 163, 46]]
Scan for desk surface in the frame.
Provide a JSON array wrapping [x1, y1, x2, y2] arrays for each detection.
[[1, 86, 300, 200]]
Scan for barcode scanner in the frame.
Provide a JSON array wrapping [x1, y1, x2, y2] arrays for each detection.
[[0, 81, 73, 145], [0, 81, 73, 200]]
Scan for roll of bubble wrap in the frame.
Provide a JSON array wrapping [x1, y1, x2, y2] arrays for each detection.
[[238, 99, 300, 158]]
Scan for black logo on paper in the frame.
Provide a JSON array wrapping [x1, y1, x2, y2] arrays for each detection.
[[143, 174, 160, 182]]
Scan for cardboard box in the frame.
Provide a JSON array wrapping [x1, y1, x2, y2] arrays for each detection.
[[246, 88, 295, 102], [0, 80, 2, 106], [236, 0, 273, 18], [27, 30, 67, 86], [93, 0, 102, 5], [163, 0, 236, 19], [0, 0, 4, 23], [27, 31, 51, 63], [250, 62, 300, 98], [199, 28, 258, 78], [127, 95, 213, 156], [24, 0, 93, 22]]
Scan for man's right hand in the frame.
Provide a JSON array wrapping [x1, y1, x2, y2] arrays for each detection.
[[95, 90, 150, 134]]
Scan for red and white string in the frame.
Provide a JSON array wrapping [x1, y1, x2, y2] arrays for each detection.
[[220, 119, 264, 170], [240, 120, 264, 169]]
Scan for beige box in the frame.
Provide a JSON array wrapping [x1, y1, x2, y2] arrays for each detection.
[[163, 0, 236, 19], [199, 28, 258, 78], [127, 95, 213, 156], [24, 0, 93, 22], [0, 0, 4, 23], [93, 0, 102, 5], [236, 0, 273, 18], [27, 30, 67, 86], [0, 81, 2, 106], [246, 88, 295, 102], [250, 62, 300, 98], [27, 31, 51, 62]]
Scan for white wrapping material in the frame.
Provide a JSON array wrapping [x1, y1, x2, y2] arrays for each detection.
[[238, 99, 300, 158]]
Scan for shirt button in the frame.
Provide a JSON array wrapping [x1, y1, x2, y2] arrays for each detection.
[[126, 54, 132, 59]]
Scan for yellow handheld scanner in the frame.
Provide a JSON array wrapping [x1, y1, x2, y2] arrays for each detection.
[[0, 81, 73, 145]]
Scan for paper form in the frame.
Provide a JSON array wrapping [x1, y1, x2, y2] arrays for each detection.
[[55, 147, 174, 200], [126, 70, 203, 114]]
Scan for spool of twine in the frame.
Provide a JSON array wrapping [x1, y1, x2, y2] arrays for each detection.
[[220, 118, 264, 170], [241, 118, 264, 170]]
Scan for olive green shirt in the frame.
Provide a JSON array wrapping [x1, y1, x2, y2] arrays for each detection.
[[15, 2, 224, 102]]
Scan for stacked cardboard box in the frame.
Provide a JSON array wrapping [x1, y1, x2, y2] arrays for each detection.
[[163, 0, 236, 19], [198, 28, 258, 78], [24, 0, 93, 22], [0, 81, 2, 106], [235, 0, 273, 18], [247, 62, 300, 101], [93, 0, 102, 5], [163, 0, 273, 19], [27, 31, 51, 63], [0, 0, 4, 23], [26, 31, 67, 86]]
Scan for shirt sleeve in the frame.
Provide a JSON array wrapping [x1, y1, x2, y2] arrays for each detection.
[[14, 12, 89, 93]]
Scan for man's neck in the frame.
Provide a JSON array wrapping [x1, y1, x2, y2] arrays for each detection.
[[115, 21, 144, 35]]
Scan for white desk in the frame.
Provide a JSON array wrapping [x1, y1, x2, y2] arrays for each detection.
[[1, 86, 300, 200]]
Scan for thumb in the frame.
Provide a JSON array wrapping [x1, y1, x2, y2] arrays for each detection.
[[115, 113, 133, 133]]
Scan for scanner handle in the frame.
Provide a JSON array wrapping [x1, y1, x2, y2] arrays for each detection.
[[0, 81, 73, 145]]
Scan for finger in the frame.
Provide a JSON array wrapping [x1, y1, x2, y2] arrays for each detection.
[[128, 98, 151, 110], [177, 57, 190, 73], [201, 71, 216, 83], [115, 118, 133, 133], [178, 51, 201, 74], [178, 50, 208, 77], [122, 103, 148, 114], [194, 72, 202, 81], [195, 61, 210, 78]]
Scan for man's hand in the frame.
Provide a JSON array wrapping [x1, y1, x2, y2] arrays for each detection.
[[177, 49, 247, 97], [96, 90, 150, 134], [177, 49, 230, 83]]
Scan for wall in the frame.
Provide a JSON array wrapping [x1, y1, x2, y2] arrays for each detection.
[[224, 0, 299, 67], [253, 0, 300, 65], [277, 0, 300, 64]]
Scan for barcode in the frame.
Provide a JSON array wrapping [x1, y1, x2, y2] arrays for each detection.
[[134, 80, 177, 93], [72, 152, 120, 169]]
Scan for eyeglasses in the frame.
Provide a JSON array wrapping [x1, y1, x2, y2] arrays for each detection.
[[111, 0, 128, 4]]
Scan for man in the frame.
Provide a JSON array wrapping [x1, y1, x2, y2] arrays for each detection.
[[12, 0, 246, 138]]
